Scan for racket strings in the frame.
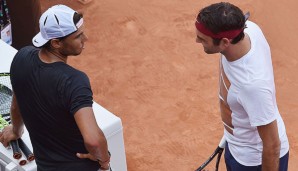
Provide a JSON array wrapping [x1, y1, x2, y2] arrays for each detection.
[[0, 75, 13, 123]]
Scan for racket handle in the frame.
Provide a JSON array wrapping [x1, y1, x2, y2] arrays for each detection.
[[18, 138, 35, 161], [19, 159, 27, 166], [11, 140, 22, 159], [218, 136, 226, 148]]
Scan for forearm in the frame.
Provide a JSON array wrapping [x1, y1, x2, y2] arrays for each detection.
[[84, 128, 110, 162], [257, 120, 281, 171], [74, 107, 110, 163], [262, 143, 280, 171], [10, 94, 24, 137]]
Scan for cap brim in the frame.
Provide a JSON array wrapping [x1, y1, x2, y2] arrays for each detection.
[[32, 32, 49, 47]]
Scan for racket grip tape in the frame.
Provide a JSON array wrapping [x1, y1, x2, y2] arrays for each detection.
[[10, 140, 22, 159], [18, 138, 35, 161]]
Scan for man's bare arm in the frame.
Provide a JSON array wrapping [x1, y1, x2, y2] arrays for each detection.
[[10, 93, 24, 136], [74, 107, 110, 167], [257, 120, 280, 171]]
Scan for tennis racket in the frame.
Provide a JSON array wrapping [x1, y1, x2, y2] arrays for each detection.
[[18, 138, 35, 161], [195, 136, 226, 171], [0, 73, 34, 164], [0, 73, 21, 158]]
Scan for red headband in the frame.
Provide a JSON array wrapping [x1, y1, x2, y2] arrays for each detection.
[[195, 20, 243, 39]]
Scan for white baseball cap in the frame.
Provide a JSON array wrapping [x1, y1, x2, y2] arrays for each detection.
[[32, 4, 84, 47]]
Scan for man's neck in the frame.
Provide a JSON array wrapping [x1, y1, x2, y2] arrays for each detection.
[[221, 33, 251, 62], [39, 48, 68, 63]]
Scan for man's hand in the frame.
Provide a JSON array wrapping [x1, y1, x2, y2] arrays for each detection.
[[76, 152, 110, 170], [76, 152, 97, 161], [0, 125, 22, 147]]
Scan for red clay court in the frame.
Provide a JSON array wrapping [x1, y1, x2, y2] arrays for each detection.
[[39, 0, 298, 170]]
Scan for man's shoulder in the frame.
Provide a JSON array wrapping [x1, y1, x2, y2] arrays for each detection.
[[15, 46, 39, 58], [18, 45, 38, 53], [245, 20, 259, 28], [12, 46, 38, 66], [60, 65, 87, 77], [245, 20, 263, 35], [57, 65, 89, 84]]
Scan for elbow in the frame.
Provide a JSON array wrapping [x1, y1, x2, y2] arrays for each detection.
[[271, 138, 281, 151], [263, 139, 281, 155], [84, 134, 107, 149], [273, 140, 281, 154]]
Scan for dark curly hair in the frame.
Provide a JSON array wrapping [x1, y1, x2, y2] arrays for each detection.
[[197, 2, 246, 45]]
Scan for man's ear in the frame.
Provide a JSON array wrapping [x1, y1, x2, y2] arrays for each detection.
[[50, 39, 61, 49], [220, 38, 231, 48]]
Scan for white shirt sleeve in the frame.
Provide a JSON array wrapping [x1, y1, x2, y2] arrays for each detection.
[[237, 80, 277, 127]]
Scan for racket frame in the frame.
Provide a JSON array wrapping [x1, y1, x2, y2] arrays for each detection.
[[195, 136, 226, 171]]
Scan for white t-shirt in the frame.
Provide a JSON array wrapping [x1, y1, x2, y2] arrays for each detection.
[[220, 21, 289, 166]]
